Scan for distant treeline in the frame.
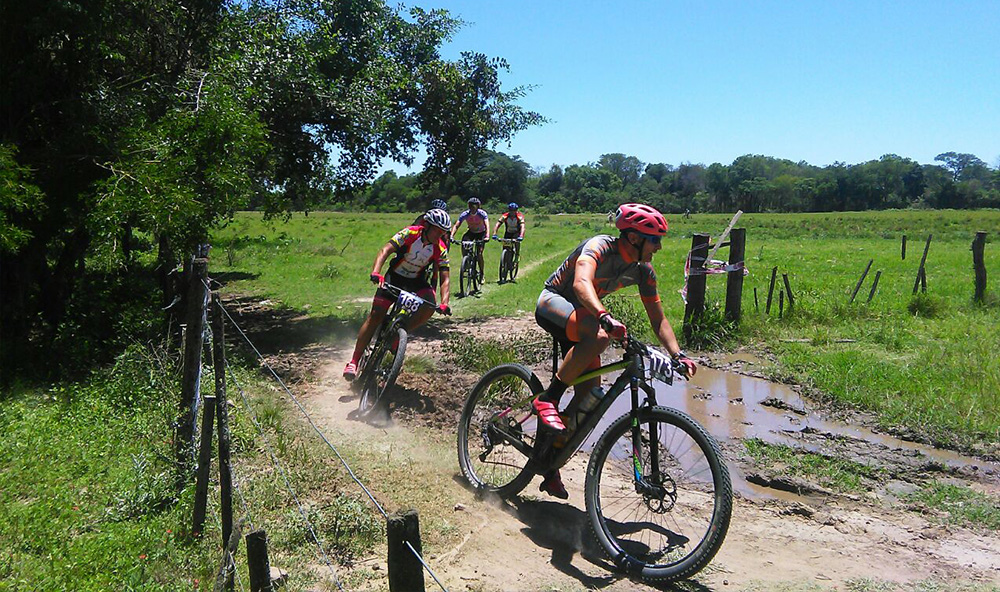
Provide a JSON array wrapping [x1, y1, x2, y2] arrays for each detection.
[[351, 150, 1000, 214]]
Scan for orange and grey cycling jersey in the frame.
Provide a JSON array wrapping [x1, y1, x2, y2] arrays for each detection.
[[544, 235, 659, 304], [387, 225, 450, 279], [498, 211, 525, 236]]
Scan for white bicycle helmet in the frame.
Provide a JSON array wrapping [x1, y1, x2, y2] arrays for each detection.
[[423, 208, 451, 231]]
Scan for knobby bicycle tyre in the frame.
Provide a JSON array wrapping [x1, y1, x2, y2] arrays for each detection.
[[511, 249, 520, 280], [358, 326, 407, 417], [500, 248, 514, 283], [585, 406, 732, 582], [457, 364, 544, 497]]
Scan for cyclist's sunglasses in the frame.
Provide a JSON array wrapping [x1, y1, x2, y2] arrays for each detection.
[[638, 232, 662, 245]]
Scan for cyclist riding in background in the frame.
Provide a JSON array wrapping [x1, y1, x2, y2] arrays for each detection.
[[452, 197, 489, 283], [344, 209, 452, 380], [531, 203, 698, 498], [492, 202, 525, 258]]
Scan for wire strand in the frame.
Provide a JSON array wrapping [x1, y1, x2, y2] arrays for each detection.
[[227, 363, 345, 591], [217, 299, 449, 591]]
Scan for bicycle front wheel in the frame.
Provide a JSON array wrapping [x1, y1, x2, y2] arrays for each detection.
[[585, 406, 732, 582], [457, 364, 544, 497], [501, 248, 513, 283], [358, 327, 407, 417]]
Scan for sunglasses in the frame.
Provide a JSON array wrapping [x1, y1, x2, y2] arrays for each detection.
[[639, 233, 662, 245]]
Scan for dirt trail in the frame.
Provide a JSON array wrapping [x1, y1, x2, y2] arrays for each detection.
[[265, 313, 1000, 592]]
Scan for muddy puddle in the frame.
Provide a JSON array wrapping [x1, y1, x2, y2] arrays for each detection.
[[569, 358, 999, 502]]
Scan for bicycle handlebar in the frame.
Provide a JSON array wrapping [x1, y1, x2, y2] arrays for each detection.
[[619, 334, 691, 380], [381, 283, 450, 315]]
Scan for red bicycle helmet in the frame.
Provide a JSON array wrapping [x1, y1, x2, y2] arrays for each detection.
[[614, 203, 668, 236]]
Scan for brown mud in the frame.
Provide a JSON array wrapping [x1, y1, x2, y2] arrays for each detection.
[[225, 300, 1000, 591]]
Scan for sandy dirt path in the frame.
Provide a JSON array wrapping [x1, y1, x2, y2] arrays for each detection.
[[247, 308, 999, 592]]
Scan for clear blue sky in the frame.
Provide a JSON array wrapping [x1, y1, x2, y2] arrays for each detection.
[[384, 0, 999, 175]]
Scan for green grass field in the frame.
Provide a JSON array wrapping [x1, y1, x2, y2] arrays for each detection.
[[211, 209, 1000, 452]]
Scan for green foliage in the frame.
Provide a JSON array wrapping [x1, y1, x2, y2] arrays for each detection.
[[0, 344, 218, 590], [907, 293, 945, 317], [743, 439, 885, 493], [0, 144, 45, 253], [443, 333, 549, 374], [906, 481, 1000, 531]]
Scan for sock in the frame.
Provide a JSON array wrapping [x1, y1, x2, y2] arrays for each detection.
[[539, 377, 568, 404]]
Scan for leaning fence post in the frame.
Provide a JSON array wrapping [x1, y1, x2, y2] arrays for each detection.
[[754, 287, 759, 312], [782, 273, 795, 309], [247, 530, 273, 592], [388, 509, 425, 592], [192, 395, 217, 537], [212, 293, 235, 591], [973, 232, 987, 303], [913, 234, 932, 295], [765, 266, 777, 315], [867, 270, 882, 303], [176, 257, 209, 491], [778, 289, 784, 319], [850, 259, 873, 303], [724, 228, 746, 323]]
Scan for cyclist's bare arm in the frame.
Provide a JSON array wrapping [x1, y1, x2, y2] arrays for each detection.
[[642, 298, 694, 373], [371, 241, 396, 275], [572, 256, 606, 318], [438, 267, 451, 308]]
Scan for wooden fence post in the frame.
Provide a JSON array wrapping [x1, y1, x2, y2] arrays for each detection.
[[973, 232, 987, 303], [247, 530, 273, 592], [850, 259, 873, 303], [192, 395, 217, 537], [176, 257, 209, 490], [782, 273, 795, 309], [214, 519, 244, 592], [212, 293, 235, 591], [725, 228, 746, 323], [913, 234, 932, 295], [683, 233, 710, 341], [388, 509, 425, 592], [765, 266, 777, 315], [901, 234, 907, 260], [867, 270, 882, 303]]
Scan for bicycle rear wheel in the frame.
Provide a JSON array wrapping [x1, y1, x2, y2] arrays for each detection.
[[358, 327, 407, 417], [457, 364, 544, 497], [585, 406, 731, 582]]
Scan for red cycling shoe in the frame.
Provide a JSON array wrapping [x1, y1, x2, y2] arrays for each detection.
[[532, 398, 566, 432], [539, 470, 568, 499]]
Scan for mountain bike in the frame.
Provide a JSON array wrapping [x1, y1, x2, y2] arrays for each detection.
[[354, 283, 448, 416], [493, 236, 522, 283], [452, 238, 486, 297], [456, 331, 732, 582]]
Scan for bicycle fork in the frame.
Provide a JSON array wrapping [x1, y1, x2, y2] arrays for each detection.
[[629, 376, 675, 508]]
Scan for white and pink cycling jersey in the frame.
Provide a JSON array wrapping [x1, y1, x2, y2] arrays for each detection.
[[457, 208, 489, 233]]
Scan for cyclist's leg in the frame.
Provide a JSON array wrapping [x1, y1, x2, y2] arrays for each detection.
[[559, 309, 610, 389], [347, 296, 390, 374]]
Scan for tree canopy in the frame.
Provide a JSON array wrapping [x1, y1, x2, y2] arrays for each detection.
[[0, 0, 544, 379]]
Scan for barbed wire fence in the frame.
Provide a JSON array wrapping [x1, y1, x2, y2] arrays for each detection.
[[175, 260, 447, 591]]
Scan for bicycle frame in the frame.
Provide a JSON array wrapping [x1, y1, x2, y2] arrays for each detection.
[[501, 343, 673, 476]]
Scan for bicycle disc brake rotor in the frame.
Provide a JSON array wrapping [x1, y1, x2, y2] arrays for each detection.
[[641, 472, 678, 513]]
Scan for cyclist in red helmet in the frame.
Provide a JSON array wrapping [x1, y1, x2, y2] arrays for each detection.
[[531, 203, 696, 498]]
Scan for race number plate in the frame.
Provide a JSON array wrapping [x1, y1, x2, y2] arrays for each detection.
[[398, 291, 422, 313]]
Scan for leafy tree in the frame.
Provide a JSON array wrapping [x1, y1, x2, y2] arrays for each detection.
[[598, 153, 644, 187], [536, 164, 564, 196], [934, 152, 988, 182], [0, 0, 545, 379]]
